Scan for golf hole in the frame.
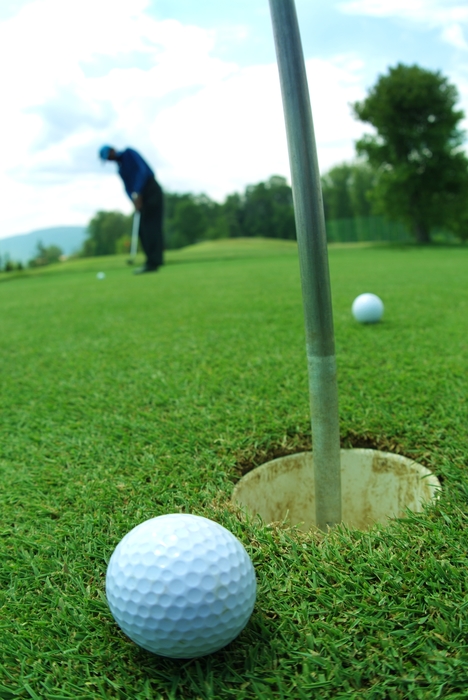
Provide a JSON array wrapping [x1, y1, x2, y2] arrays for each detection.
[[232, 449, 441, 532]]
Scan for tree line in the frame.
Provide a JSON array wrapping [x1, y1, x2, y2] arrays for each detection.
[[79, 175, 297, 258], [0, 242, 63, 273], [2, 61, 467, 273], [80, 63, 468, 256], [0, 162, 405, 271], [79, 165, 386, 257]]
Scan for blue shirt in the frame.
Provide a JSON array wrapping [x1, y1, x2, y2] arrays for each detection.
[[116, 148, 154, 200]]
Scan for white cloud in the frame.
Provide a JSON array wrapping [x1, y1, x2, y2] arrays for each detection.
[[339, 0, 468, 50], [0, 0, 370, 237], [338, 0, 468, 141], [441, 23, 468, 50], [339, 0, 468, 20], [340, 0, 426, 16]]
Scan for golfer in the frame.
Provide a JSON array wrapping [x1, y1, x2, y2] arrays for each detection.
[[99, 145, 164, 274]]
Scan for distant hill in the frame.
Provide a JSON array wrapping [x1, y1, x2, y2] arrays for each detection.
[[0, 226, 87, 263]]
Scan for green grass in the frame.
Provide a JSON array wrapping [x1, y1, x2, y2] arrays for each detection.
[[1, 240, 467, 699], [0, 238, 299, 283]]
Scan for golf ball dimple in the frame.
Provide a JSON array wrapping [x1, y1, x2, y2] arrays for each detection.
[[352, 293, 384, 324], [106, 514, 256, 658], [96, 272, 105, 280]]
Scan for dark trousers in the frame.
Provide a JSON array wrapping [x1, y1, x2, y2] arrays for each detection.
[[140, 177, 164, 268]]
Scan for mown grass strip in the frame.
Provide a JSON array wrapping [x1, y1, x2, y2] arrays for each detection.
[[0, 242, 467, 698]]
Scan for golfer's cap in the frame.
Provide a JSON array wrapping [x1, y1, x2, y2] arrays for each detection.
[[99, 145, 112, 161]]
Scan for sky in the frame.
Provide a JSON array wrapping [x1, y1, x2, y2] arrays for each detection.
[[1, 0, 468, 239]]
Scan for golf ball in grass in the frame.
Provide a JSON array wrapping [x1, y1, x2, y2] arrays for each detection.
[[352, 293, 384, 324], [106, 514, 256, 658], [96, 272, 105, 280]]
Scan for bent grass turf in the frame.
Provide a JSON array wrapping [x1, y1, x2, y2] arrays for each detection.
[[0, 241, 467, 699]]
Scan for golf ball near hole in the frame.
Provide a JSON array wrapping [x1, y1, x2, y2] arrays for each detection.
[[352, 293, 384, 324], [106, 514, 257, 658]]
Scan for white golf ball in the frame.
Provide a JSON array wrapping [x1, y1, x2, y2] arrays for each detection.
[[96, 272, 105, 280], [106, 514, 256, 658], [352, 293, 384, 324]]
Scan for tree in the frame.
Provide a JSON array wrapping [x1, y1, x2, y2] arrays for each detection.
[[221, 193, 244, 238], [349, 162, 378, 218], [164, 193, 215, 249], [82, 211, 132, 256], [321, 162, 376, 221], [28, 241, 63, 267], [353, 63, 468, 243], [172, 197, 206, 247], [165, 178, 296, 246], [242, 176, 296, 240], [321, 163, 354, 220]]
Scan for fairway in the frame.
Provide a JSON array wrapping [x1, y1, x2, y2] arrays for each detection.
[[1, 241, 467, 699]]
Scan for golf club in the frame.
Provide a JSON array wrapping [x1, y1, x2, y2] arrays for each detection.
[[127, 210, 140, 265]]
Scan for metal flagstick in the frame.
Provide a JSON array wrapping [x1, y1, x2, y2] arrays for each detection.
[[268, 0, 341, 529]]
